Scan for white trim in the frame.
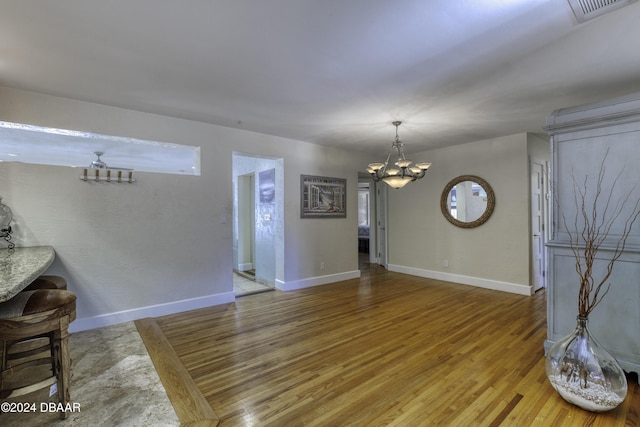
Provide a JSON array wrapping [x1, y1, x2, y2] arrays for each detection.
[[237, 263, 254, 271], [388, 264, 532, 296], [69, 291, 236, 333], [275, 270, 361, 292]]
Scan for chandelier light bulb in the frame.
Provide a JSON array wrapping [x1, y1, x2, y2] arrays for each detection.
[[385, 168, 400, 176], [382, 176, 413, 189]]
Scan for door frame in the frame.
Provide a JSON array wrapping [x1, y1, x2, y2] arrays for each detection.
[[530, 158, 548, 291], [375, 182, 388, 269]]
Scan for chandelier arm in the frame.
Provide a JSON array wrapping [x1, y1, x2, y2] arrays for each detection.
[[381, 148, 394, 174], [396, 142, 407, 161]]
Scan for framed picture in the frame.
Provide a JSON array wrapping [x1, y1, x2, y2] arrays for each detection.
[[300, 175, 347, 218]]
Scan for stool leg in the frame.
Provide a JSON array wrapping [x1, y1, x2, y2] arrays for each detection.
[[52, 315, 71, 419]]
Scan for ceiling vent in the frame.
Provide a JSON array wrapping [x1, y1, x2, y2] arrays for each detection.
[[567, 0, 638, 22]]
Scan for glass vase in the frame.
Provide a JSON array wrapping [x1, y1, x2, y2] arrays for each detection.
[[545, 316, 627, 412]]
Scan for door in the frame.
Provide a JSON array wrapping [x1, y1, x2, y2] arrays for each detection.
[[376, 183, 388, 269], [237, 173, 255, 273], [531, 160, 546, 291], [357, 182, 371, 258]]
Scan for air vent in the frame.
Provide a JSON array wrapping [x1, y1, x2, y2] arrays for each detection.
[[567, 0, 638, 22]]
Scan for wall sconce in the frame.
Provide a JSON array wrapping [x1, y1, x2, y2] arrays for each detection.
[[79, 151, 136, 183]]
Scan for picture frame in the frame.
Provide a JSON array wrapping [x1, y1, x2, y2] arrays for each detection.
[[300, 175, 347, 218]]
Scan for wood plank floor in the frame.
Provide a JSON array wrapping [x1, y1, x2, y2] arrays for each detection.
[[146, 262, 640, 426]]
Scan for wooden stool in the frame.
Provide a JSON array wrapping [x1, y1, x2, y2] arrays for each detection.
[[21, 275, 68, 292], [0, 289, 76, 419]]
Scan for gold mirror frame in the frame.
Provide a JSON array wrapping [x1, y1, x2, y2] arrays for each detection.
[[440, 175, 495, 228]]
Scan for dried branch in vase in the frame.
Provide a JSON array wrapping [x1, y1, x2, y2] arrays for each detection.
[[560, 151, 640, 318], [547, 149, 637, 412]]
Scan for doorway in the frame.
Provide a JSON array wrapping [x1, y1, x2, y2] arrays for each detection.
[[357, 176, 387, 269], [530, 159, 547, 291], [235, 172, 264, 295], [232, 153, 283, 296], [375, 182, 388, 269], [237, 173, 255, 275]]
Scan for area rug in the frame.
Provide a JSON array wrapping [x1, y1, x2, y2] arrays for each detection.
[[1, 321, 179, 426]]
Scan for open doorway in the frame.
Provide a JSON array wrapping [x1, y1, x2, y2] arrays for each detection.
[[530, 158, 548, 292], [232, 153, 283, 296], [358, 181, 371, 270], [358, 175, 386, 270], [235, 172, 261, 294], [374, 181, 388, 269]]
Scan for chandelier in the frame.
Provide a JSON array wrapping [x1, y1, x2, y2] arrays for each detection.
[[366, 121, 431, 189]]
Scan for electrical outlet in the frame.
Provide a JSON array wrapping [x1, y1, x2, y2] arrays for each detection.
[[320, 261, 326, 270], [443, 259, 449, 268]]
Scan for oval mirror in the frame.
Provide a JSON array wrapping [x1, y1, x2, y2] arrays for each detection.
[[440, 175, 495, 228]]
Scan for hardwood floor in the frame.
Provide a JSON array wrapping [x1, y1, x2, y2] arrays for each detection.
[[143, 262, 640, 426]]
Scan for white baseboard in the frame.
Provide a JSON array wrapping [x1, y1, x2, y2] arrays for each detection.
[[276, 270, 361, 291], [69, 266, 530, 333], [69, 291, 236, 333], [237, 263, 253, 271], [387, 264, 532, 296]]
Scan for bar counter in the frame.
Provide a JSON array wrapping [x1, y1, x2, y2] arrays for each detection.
[[0, 246, 55, 302]]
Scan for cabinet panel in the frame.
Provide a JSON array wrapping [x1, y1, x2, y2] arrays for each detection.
[[547, 246, 640, 366], [546, 92, 640, 379]]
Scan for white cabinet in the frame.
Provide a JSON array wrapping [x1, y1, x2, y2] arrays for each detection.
[[545, 92, 640, 381]]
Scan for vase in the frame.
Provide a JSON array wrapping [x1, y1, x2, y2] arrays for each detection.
[[545, 316, 627, 411]]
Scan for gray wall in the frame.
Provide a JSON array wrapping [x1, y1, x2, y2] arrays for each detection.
[[0, 85, 543, 331], [386, 133, 541, 294], [0, 86, 360, 331]]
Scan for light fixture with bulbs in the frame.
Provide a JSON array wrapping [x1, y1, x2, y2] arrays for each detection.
[[80, 151, 136, 183], [366, 121, 431, 189]]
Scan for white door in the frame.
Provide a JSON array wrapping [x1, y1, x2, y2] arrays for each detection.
[[376, 183, 388, 269], [531, 160, 546, 291], [237, 173, 255, 272]]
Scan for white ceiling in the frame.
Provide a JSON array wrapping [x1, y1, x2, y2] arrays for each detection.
[[1, 0, 640, 168]]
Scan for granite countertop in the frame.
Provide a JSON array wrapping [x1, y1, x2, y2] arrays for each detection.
[[0, 246, 55, 303]]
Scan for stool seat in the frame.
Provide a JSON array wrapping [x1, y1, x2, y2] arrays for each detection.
[[21, 275, 68, 292], [0, 289, 76, 419], [0, 289, 76, 320]]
